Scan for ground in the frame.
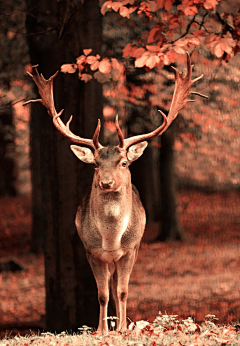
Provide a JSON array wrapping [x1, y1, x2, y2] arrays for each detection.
[[0, 189, 239, 338]]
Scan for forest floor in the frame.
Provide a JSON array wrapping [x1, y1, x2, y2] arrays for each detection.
[[0, 189, 239, 338]]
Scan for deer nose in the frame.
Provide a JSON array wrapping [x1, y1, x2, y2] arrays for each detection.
[[100, 180, 115, 190]]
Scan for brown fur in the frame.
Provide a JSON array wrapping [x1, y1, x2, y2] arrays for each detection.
[[74, 145, 146, 333]]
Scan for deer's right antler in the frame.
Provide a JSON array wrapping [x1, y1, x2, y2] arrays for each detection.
[[24, 66, 102, 150]]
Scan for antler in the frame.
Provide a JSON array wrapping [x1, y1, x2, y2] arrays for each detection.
[[23, 66, 102, 150], [119, 51, 208, 149]]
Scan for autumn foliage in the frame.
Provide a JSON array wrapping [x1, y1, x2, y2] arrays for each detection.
[[61, 1, 240, 82]]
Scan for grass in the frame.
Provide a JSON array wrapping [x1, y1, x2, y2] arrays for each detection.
[[1, 314, 239, 345]]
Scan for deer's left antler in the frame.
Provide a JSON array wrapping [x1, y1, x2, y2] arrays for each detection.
[[117, 52, 208, 149]]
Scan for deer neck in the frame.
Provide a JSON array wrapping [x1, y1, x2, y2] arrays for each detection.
[[90, 182, 132, 251]]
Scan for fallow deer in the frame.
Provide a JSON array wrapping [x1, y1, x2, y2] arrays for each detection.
[[24, 52, 207, 333]]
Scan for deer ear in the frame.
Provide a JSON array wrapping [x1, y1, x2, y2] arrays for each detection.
[[127, 141, 148, 162], [70, 145, 95, 164]]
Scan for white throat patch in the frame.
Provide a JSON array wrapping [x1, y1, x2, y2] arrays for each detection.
[[104, 203, 121, 217]]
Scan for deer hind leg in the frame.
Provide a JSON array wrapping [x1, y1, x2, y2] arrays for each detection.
[[115, 246, 139, 331], [86, 252, 110, 334]]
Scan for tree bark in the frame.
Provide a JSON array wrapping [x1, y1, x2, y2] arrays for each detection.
[[157, 127, 185, 241], [126, 72, 160, 222], [26, 0, 102, 332], [0, 104, 16, 196], [130, 144, 160, 221]]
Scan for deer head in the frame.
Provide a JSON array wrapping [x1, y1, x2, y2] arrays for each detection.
[[70, 121, 148, 193]]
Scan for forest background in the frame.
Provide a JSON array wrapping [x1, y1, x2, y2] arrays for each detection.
[[0, 0, 240, 335]]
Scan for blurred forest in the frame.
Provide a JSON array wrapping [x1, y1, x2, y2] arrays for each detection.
[[1, 0, 240, 196], [0, 0, 240, 336]]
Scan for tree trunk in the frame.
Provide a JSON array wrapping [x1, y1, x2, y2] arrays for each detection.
[[0, 104, 16, 196], [126, 73, 160, 223], [25, 0, 102, 332], [130, 144, 160, 221], [157, 127, 185, 241]]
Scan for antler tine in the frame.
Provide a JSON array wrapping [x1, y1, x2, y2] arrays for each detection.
[[115, 115, 125, 148], [24, 66, 101, 150], [92, 119, 102, 149], [122, 51, 208, 149]]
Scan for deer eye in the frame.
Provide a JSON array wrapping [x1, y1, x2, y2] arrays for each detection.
[[121, 161, 128, 168]]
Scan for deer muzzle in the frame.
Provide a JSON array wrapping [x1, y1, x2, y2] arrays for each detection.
[[99, 179, 116, 191]]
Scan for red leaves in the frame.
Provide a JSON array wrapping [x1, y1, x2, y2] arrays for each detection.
[[60, 64, 77, 74], [80, 74, 93, 83], [203, 0, 220, 10], [177, 3, 198, 16], [99, 58, 112, 74], [177, 0, 220, 15], [137, 0, 173, 14], [135, 51, 160, 68], [146, 45, 161, 52], [83, 48, 92, 56], [205, 33, 236, 59], [123, 42, 164, 69], [214, 37, 236, 58], [101, 0, 136, 19], [164, 0, 172, 11], [122, 43, 133, 58], [147, 24, 164, 44], [131, 47, 146, 58], [125, 30, 202, 70], [61, 49, 126, 84], [61, 0, 240, 88], [172, 35, 201, 55]]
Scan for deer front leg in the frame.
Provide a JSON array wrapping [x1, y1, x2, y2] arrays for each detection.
[[115, 246, 139, 331], [86, 252, 110, 333], [110, 270, 120, 329]]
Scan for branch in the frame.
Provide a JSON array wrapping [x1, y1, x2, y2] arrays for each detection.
[[172, 15, 197, 43], [171, 11, 212, 44], [215, 11, 235, 35]]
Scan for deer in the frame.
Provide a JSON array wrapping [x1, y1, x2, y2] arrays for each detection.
[[24, 52, 207, 333]]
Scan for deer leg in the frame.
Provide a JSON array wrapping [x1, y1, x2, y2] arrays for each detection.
[[86, 252, 110, 333], [115, 246, 139, 331], [110, 269, 120, 329]]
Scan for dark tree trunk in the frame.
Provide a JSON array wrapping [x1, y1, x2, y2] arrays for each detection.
[[0, 104, 16, 196], [157, 128, 185, 241], [29, 100, 45, 253], [130, 144, 160, 222], [25, 0, 102, 332], [126, 73, 160, 223]]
